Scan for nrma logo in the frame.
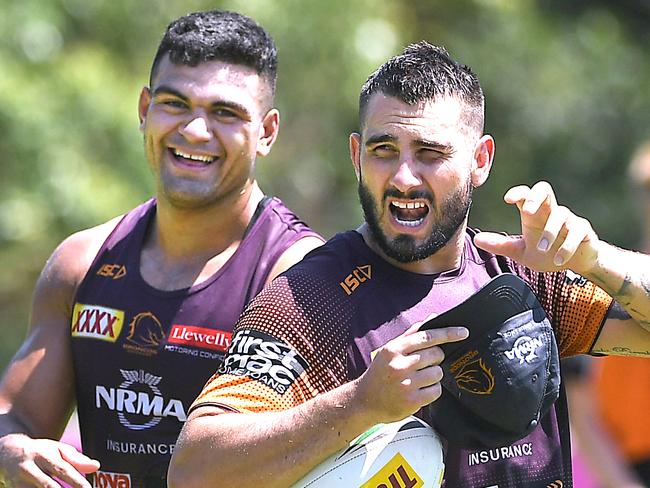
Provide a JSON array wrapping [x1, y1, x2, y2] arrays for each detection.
[[95, 369, 186, 431], [339, 265, 372, 296], [505, 336, 544, 364]]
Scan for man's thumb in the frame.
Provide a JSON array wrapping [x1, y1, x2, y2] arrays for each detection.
[[58, 443, 101, 473]]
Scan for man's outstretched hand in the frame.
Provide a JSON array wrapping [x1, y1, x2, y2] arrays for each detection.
[[473, 181, 601, 274]]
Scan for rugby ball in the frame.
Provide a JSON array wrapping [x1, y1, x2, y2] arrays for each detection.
[[292, 416, 445, 488]]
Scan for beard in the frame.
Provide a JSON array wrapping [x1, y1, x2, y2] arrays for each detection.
[[358, 178, 473, 263]]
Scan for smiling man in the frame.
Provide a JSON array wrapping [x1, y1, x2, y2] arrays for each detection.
[[0, 10, 322, 488], [170, 42, 650, 488]]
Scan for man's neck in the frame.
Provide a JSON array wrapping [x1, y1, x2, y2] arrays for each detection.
[[139, 183, 264, 291]]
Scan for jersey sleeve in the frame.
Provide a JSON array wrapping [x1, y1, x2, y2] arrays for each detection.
[[508, 260, 613, 356], [191, 268, 353, 414]]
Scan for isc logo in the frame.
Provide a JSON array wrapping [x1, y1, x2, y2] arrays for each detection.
[[339, 265, 372, 295], [360, 453, 424, 488]]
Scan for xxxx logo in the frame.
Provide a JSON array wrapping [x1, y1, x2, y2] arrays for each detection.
[[71, 304, 125, 342], [339, 264, 372, 295]]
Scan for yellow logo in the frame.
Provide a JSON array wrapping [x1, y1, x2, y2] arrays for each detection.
[[360, 453, 423, 488], [71, 304, 125, 342], [340, 265, 372, 295], [450, 350, 495, 395]]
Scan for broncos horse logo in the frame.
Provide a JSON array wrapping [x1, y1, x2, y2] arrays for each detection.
[[449, 350, 496, 395], [124, 311, 166, 355]]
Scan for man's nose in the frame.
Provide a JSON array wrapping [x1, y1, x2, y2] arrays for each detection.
[[179, 116, 211, 142], [390, 159, 422, 193]]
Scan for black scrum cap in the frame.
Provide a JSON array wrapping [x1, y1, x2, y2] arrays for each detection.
[[420, 273, 561, 449]]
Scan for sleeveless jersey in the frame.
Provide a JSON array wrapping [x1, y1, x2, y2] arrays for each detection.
[[194, 229, 612, 488], [70, 197, 320, 488]]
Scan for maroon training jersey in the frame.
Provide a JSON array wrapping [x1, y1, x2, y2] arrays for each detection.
[[69, 197, 320, 488], [194, 229, 611, 488]]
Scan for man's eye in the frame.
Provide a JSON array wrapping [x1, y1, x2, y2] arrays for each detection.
[[214, 108, 238, 119], [419, 149, 445, 162], [161, 100, 187, 109], [372, 145, 396, 156]]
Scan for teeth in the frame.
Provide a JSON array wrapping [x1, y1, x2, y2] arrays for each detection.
[[173, 149, 214, 163], [391, 201, 425, 209], [395, 217, 425, 227]]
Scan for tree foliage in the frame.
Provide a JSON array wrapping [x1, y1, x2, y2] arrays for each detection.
[[1, 0, 649, 367]]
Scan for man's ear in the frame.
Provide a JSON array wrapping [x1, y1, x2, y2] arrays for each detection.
[[471, 134, 495, 188], [349, 132, 362, 181], [138, 87, 152, 133], [256, 108, 280, 157]]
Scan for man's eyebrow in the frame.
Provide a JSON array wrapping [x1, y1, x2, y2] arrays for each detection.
[[414, 138, 453, 153], [152, 85, 188, 101], [364, 134, 397, 147], [151, 86, 252, 118], [365, 134, 453, 153]]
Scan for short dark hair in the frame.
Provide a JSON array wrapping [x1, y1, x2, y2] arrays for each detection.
[[149, 10, 278, 106], [359, 42, 484, 136]]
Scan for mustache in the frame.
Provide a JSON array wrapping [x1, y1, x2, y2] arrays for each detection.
[[383, 188, 434, 203]]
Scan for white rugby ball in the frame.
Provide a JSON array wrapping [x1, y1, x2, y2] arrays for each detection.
[[292, 416, 445, 488]]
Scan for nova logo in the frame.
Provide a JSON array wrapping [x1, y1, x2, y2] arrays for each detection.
[[505, 336, 544, 364], [339, 265, 372, 295], [360, 453, 424, 488], [97, 263, 127, 280], [71, 304, 124, 342], [168, 325, 231, 352], [219, 330, 308, 394], [96, 369, 186, 431], [93, 470, 131, 488]]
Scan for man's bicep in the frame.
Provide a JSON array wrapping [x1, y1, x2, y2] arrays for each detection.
[[0, 237, 89, 438]]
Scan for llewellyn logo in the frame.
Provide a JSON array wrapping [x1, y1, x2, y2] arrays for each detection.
[[168, 325, 231, 352], [450, 350, 495, 395], [339, 265, 372, 295], [95, 369, 186, 431], [71, 304, 125, 342], [123, 312, 166, 356]]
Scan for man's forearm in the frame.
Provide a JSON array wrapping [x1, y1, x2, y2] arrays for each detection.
[[169, 379, 378, 488], [581, 241, 650, 330]]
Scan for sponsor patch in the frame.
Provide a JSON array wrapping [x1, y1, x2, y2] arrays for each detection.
[[71, 304, 125, 342], [95, 369, 187, 431], [123, 312, 166, 356], [504, 336, 544, 364], [168, 325, 231, 352], [218, 329, 308, 394], [360, 453, 424, 488], [339, 264, 372, 295], [450, 350, 495, 395], [93, 470, 131, 488], [96, 263, 127, 280]]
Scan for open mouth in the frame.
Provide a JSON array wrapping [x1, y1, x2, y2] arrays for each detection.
[[389, 200, 430, 227], [170, 148, 216, 165]]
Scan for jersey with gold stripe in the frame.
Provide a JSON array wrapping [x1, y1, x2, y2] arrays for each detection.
[[194, 229, 611, 488]]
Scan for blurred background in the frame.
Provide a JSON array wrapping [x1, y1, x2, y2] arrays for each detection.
[[2, 0, 650, 366]]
